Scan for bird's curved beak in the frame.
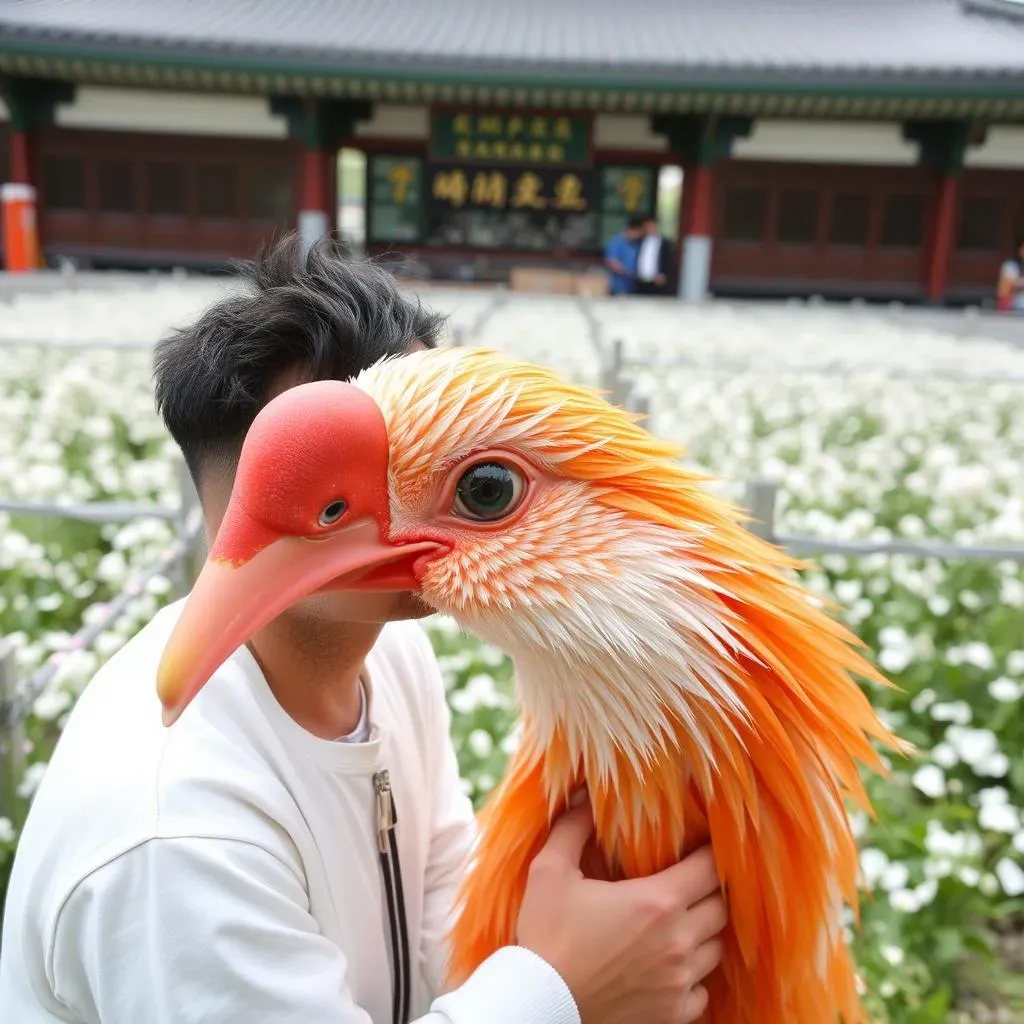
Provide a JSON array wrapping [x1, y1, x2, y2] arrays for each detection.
[[156, 510, 444, 727]]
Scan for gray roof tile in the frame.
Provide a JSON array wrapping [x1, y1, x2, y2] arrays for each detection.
[[2, 0, 1024, 83]]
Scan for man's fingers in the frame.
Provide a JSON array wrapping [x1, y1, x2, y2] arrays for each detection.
[[533, 800, 595, 871], [678, 984, 709, 1024], [662, 845, 722, 907], [685, 892, 729, 945], [684, 937, 725, 987]]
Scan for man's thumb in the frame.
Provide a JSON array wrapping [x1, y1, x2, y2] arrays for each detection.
[[538, 797, 594, 869]]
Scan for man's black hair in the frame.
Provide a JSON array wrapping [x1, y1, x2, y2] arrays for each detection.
[[626, 215, 646, 230], [153, 232, 447, 488]]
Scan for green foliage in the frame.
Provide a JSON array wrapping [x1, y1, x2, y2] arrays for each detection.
[[1, 340, 1021, 1023]]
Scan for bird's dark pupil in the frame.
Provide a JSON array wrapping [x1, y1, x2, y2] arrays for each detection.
[[461, 464, 512, 514], [321, 500, 347, 523]]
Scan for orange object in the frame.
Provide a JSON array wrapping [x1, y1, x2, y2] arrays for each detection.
[[155, 347, 910, 1024], [1, 183, 41, 273]]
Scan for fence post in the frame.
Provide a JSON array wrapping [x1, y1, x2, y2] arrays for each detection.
[[626, 388, 653, 429], [175, 461, 206, 597], [601, 339, 629, 406], [0, 637, 26, 826], [744, 478, 778, 543]]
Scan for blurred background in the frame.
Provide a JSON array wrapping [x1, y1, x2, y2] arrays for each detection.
[[0, 2, 1022, 1022]]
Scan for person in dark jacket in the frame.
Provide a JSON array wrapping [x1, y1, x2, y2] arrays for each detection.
[[634, 216, 676, 297]]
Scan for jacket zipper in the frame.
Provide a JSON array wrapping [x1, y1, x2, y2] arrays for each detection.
[[374, 769, 411, 1024]]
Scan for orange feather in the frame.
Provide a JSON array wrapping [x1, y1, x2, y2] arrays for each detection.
[[358, 348, 911, 1023]]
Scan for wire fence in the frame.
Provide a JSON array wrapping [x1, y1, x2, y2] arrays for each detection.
[[0, 466, 207, 824], [2, 319, 1023, 823]]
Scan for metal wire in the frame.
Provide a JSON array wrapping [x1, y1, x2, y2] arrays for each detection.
[[0, 508, 204, 730], [0, 499, 180, 523]]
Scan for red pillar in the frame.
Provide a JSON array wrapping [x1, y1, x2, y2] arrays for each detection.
[[926, 173, 957, 304], [301, 147, 331, 216], [9, 130, 35, 185], [298, 147, 336, 251], [677, 162, 714, 300], [682, 163, 713, 237]]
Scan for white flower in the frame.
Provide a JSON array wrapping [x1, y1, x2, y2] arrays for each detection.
[[931, 701, 972, 725], [995, 858, 1024, 897], [911, 764, 946, 799], [0, 816, 15, 843], [32, 687, 72, 722], [859, 848, 889, 887], [974, 752, 1010, 778], [880, 862, 910, 892], [889, 888, 922, 913], [17, 761, 48, 799], [945, 726, 998, 767], [956, 866, 981, 887], [932, 742, 959, 768], [979, 873, 999, 897], [467, 729, 494, 758], [910, 688, 936, 713], [880, 942, 905, 966], [988, 676, 1023, 702], [1007, 650, 1024, 676], [979, 801, 1021, 834]]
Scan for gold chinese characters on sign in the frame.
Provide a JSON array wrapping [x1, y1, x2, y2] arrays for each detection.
[[617, 173, 648, 214], [385, 162, 416, 204], [431, 168, 593, 212], [433, 111, 591, 165]]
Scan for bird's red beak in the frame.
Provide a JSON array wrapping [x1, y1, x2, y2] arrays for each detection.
[[156, 515, 441, 727], [154, 377, 446, 727]]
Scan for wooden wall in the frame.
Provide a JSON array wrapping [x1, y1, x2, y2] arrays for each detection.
[[711, 160, 1024, 302], [34, 126, 303, 267]]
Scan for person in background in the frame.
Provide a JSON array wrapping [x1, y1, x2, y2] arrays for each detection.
[[603, 215, 644, 296], [635, 216, 676, 297], [997, 235, 1024, 313]]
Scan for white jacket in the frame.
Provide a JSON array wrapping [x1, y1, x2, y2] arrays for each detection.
[[0, 601, 579, 1024]]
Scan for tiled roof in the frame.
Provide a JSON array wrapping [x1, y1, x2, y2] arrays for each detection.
[[1, 0, 1024, 86]]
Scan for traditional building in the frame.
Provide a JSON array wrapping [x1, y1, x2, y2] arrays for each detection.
[[1, 0, 1023, 303]]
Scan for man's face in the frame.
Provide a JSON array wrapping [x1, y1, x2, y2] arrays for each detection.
[[644, 219, 658, 236]]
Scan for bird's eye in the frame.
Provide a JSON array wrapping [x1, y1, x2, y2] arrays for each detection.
[[318, 500, 348, 527], [453, 462, 525, 522]]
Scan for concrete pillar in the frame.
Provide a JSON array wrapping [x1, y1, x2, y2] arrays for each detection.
[[298, 147, 333, 254], [678, 163, 714, 301]]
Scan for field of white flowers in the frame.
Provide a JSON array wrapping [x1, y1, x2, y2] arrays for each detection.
[[1, 276, 1022, 1024]]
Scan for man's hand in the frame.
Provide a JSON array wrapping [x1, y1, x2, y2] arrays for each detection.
[[517, 801, 727, 1024]]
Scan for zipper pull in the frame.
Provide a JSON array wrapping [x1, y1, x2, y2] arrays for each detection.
[[374, 769, 395, 855]]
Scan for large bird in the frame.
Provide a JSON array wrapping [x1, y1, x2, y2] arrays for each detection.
[[157, 346, 908, 1023]]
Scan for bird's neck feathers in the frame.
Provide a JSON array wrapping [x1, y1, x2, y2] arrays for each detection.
[[466, 503, 903, 845]]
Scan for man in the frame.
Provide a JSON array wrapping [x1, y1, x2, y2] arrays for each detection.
[[0, 234, 727, 1024], [635, 216, 676, 297], [602, 215, 644, 296]]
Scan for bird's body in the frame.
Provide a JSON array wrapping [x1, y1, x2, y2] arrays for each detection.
[[354, 348, 906, 1023], [157, 345, 908, 1023]]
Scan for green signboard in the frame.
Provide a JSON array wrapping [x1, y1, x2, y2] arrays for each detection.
[[599, 166, 658, 247], [431, 111, 591, 166], [367, 155, 423, 243]]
